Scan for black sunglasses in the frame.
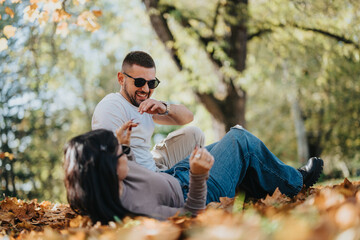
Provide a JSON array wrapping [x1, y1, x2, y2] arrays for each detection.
[[116, 145, 131, 158], [123, 72, 160, 89]]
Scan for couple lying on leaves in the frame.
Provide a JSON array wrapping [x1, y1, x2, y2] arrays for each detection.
[[64, 121, 324, 224]]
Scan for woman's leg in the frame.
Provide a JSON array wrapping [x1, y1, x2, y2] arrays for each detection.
[[206, 126, 303, 203]]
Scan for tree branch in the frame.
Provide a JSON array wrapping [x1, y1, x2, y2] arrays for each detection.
[[195, 91, 225, 123], [157, 2, 226, 76], [290, 23, 360, 49], [142, 0, 183, 70], [247, 29, 272, 40], [212, 0, 222, 31], [248, 23, 360, 50]]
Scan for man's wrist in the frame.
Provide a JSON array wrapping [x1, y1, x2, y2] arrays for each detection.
[[158, 101, 170, 115]]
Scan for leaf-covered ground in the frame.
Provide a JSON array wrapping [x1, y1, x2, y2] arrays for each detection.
[[1, 178, 360, 240]]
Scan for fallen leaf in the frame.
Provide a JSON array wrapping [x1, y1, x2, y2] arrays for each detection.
[[15, 221, 36, 230], [0, 180, 360, 240], [261, 187, 291, 206], [0, 211, 16, 224], [274, 217, 311, 240], [129, 218, 181, 240], [334, 202, 359, 229], [0, 197, 19, 211], [313, 188, 345, 210], [356, 191, 360, 202], [69, 215, 91, 228], [206, 197, 234, 212]]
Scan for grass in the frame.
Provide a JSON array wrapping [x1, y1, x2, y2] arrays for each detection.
[[316, 176, 360, 187]]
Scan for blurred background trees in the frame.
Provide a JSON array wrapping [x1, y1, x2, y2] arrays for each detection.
[[0, 0, 359, 201]]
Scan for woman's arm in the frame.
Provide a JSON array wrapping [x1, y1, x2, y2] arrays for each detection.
[[157, 148, 214, 219], [183, 147, 214, 215], [116, 120, 138, 161]]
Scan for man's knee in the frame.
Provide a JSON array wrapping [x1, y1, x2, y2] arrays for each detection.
[[182, 126, 205, 147]]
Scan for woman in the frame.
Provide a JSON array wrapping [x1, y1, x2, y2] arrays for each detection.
[[64, 121, 323, 224]]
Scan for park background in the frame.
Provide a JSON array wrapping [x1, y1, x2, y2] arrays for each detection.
[[0, 0, 360, 203]]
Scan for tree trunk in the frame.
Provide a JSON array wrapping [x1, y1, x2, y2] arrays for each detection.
[[283, 62, 309, 164], [291, 97, 309, 164], [142, 0, 248, 137]]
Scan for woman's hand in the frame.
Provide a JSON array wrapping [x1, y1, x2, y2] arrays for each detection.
[[115, 120, 138, 145], [189, 147, 214, 175]]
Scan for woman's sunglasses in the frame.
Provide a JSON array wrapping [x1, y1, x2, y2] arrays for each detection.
[[123, 72, 160, 89], [116, 145, 131, 159]]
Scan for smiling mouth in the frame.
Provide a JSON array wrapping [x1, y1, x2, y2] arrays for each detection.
[[136, 92, 148, 100]]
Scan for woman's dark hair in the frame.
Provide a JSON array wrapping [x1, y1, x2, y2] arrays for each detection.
[[64, 129, 133, 224]]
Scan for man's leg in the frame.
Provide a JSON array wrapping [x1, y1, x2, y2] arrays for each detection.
[[205, 125, 303, 203], [152, 126, 205, 170]]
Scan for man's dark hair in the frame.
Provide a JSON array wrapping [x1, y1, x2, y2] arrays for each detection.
[[122, 51, 156, 70]]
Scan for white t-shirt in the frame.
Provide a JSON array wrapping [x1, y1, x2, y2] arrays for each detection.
[[91, 93, 157, 171]]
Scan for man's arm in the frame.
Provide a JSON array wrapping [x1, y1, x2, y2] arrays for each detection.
[[138, 99, 193, 125]]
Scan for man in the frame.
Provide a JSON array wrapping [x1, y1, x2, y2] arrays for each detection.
[[92, 51, 204, 171]]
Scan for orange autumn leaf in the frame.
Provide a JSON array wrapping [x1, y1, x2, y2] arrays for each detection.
[[5, 7, 15, 18], [30, 2, 38, 10], [0, 211, 16, 224], [73, 0, 89, 5], [260, 187, 291, 206], [0, 179, 359, 239], [55, 21, 69, 37], [334, 202, 359, 229], [206, 197, 235, 212], [38, 11, 49, 26], [69, 215, 91, 228], [76, 11, 100, 32], [23, 4, 39, 22], [3, 25, 17, 39], [52, 9, 71, 22], [92, 10, 102, 17]]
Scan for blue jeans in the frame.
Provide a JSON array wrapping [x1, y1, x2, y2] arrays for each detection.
[[164, 126, 303, 204]]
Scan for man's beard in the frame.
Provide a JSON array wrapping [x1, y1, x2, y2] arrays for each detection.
[[123, 83, 149, 107]]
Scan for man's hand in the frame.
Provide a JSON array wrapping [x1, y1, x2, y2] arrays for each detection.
[[138, 99, 166, 115], [116, 120, 138, 145], [189, 147, 214, 175]]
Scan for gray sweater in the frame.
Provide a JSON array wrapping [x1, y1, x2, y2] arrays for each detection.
[[120, 161, 208, 220]]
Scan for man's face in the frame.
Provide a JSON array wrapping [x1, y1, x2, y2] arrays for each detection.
[[118, 64, 156, 107]]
